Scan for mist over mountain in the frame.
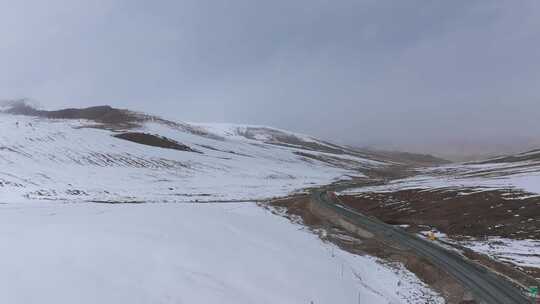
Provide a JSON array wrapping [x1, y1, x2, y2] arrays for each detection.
[[358, 136, 540, 162]]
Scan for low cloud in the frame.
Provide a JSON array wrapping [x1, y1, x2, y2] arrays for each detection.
[[1, 1, 539, 157]]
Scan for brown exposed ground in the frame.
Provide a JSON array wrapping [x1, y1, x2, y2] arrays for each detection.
[[339, 189, 540, 281], [114, 132, 200, 153], [6, 103, 143, 128], [267, 196, 475, 304], [339, 189, 540, 240], [356, 148, 451, 166]]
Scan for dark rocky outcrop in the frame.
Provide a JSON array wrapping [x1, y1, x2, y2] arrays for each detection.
[[114, 132, 201, 153]]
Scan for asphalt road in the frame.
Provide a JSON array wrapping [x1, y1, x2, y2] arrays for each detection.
[[313, 190, 531, 304]]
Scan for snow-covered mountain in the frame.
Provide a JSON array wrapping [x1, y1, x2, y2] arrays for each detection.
[[0, 102, 386, 203], [0, 103, 446, 304]]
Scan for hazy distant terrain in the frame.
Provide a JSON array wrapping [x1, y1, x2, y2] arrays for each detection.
[[359, 137, 540, 162]]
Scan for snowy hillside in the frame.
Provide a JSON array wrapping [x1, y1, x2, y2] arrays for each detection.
[[0, 106, 446, 304], [0, 108, 384, 204], [343, 151, 540, 197]]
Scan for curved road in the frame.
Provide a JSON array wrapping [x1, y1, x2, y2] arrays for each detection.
[[313, 190, 531, 304]]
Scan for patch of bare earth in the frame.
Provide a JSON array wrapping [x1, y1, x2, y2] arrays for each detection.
[[6, 103, 144, 128], [266, 196, 475, 304], [114, 132, 200, 153], [339, 189, 540, 283]]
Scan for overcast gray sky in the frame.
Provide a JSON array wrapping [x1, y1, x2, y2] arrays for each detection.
[[1, 0, 539, 155]]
